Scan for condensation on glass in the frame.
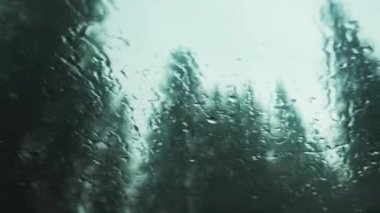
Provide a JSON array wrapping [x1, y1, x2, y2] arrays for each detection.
[[0, 0, 380, 213]]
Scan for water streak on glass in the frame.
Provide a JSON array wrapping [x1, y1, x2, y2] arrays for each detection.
[[1, 0, 380, 212]]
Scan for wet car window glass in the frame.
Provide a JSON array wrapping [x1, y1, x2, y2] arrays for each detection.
[[1, 0, 380, 212]]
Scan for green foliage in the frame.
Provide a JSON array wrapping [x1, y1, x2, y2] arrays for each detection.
[[138, 48, 332, 213], [322, 0, 380, 210]]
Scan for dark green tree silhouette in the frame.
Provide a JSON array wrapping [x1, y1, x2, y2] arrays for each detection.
[[86, 98, 130, 213], [0, 1, 84, 210], [189, 85, 273, 213], [264, 82, 333, 213], [0, 0, 129, 212], [321, 1, 380, 211], [137, 48, 205, 213]]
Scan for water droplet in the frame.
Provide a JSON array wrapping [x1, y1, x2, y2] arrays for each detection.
[[95, 142, 108, 150], [344, 20, 359, 32], [206, 117, 217, 124], [362, 45, 374, 55], [228, 96, 238, 103]]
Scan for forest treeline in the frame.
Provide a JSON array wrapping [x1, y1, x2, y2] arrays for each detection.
[[0, 0, 379, 213]]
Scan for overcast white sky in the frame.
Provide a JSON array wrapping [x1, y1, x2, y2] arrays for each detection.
[[102, 0, 380, 144]]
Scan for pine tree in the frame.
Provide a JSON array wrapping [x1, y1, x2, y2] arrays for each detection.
[[87, 96, 130, 213], [0, 0, 130, 212], [265, 82, 329, 212], [322, 1, 380, 211], [0, 1, 86, 211], [138, 48, 205, 213], [191, 84, 272, 213]]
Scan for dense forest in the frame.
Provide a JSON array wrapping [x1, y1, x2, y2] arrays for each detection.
[[0, 0, 380, 213]]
